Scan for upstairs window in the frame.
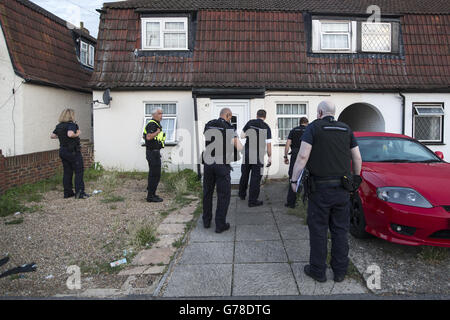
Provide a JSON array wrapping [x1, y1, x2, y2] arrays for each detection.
[[312, 20, 356, 53], [80, 40, 95, 68], [361, 22, 392, 52], [142, 17, 188, 50]]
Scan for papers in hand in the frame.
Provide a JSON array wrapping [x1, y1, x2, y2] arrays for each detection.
[[296, 169, 304, 193]]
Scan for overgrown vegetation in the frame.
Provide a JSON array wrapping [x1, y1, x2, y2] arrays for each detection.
[[133, 223, 158, 248], [161, 169, 202, 203], [0, 164, 104, 217], [417, 246, 449, 264]]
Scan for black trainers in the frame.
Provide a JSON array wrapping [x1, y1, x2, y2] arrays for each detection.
[[75, 192, 90, 199], [64, 192, 75, 199], [334, 273, 346, 283], [215, 223, 230, 233], [248, 200, 263, 207], [147, 196, 163, 203], [303, 265, 327, 283]]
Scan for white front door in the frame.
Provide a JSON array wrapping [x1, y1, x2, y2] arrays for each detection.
[[212, 100, 249, 184]]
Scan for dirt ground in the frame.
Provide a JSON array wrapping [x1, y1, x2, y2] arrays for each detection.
[[0, 172, 178, 297]]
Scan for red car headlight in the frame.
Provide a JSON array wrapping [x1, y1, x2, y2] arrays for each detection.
[[376, 187, 433, 208]]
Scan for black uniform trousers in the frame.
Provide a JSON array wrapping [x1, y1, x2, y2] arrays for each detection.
[[202, 164, 231, 229], [307, 183, 351, 278], [238, 163, 263, 203], [59, 147, 85, 196], [147, 149, 162, 198], [286, 149, 299, 207]]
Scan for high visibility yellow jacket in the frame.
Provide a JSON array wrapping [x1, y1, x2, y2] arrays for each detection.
[[144, 120, 166, 148]]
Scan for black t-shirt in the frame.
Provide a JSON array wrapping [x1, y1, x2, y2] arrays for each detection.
[[144, 120, 163, 150], [53, 122, 80, 150], [203, 118, 237, 165], [287, 125, 307, 150], [242, 118, 272, 165]]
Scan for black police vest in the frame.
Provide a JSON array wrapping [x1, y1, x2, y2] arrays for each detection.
[[290, 125, 307, 150], [204, 118, 235, 165], [306, 118, 352, 177], [54, 122, 80, 151]]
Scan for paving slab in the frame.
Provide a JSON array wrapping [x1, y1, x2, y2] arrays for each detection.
[[157, 223, 186, 235], [273, 211, 305, 225], [132, 248, 175, 266], [162, 213, 193, 224], [163, 264, 233, 297], [154, 234, 183, 248], [284, 240, 310, 262], [235, 211, 275, 225], [232, 263, 299, 296], [279, 223, 310, 240], [291, 263, 367, 295], [118, 266, 148, 276], [179, 242, 234, 264], [236, 225, 281, 241], [190, 221, 235, 242], [235, 240, 288, 263], [144, 266, 166, 275]]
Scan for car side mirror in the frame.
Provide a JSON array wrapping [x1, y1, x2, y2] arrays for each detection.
[[435, 151, 444, 160]]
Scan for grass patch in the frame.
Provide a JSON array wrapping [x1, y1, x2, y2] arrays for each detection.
[[0, 164, 104, 217], [418, 246, 450, 264], [161, 169, 202, 202], [172, 238, 184, 248], [4, 217, 24, 225], [133, 224, 158, 248], [101, 195, 125, 204], [117, 171, 147, 180]]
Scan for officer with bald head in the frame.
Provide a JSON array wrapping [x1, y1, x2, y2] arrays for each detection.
[[290, 100, 362, 283]]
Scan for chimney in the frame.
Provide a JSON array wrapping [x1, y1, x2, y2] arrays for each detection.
[[79, 21, 90, 35]]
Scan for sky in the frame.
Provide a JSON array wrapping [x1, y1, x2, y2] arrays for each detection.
[[30, 0, 125, 38]]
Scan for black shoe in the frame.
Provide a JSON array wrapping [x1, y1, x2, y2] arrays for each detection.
[[203, 221, 211, 229], [75, 192, 90, 199], [304, 265, 327, 283], [248, 200, 263, 207], [334, 273, 346, 283], [239, 195, 246, 200], [64, 192, 75, 199], [147, 196, 163, 203], [285, 203, 295, 209], [215, 223, 230, 233]]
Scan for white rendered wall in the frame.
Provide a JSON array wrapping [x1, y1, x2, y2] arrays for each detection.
[[21, 84, 93, 155], [0, 25, 24, 156], [92, 90, 196, 172]]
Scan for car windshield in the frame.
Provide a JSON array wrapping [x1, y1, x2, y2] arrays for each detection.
[[357, 137, 442, 163]]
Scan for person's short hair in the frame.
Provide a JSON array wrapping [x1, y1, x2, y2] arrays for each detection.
[[257, 109, 266, 118], [300, 117, 309, 125], [58, 108, 75, 123]]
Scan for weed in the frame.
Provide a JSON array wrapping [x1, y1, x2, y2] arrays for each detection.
[[172, 238, 184, 248], [418, 246, 449, 264], [101, 195, 125, 204], [4, 217, 24, 225], [133, 224, 158, 248]]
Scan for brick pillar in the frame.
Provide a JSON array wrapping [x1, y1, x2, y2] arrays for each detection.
[[0, 150, 6, 195], [80, 140, 94, 169]]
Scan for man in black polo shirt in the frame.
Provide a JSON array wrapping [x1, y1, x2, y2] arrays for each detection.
[[284, 117, 309, 208], [203, 108, 243, 233], [144, 108, 166, 203], [290, 100, 362, 283], [238, 110, 272, 207]]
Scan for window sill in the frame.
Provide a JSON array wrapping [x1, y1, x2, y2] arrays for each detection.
[[141, 141, 179, 147]]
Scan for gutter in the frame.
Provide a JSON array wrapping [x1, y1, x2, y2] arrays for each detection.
[[192, 92, 202, 180], [399, 91, 406, 135]]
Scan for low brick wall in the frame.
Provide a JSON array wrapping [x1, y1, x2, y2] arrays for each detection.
[[0, 140, 94, 194]]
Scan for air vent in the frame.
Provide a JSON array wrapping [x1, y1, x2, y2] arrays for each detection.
[[442, 206, 450, 212], [429, 230, 450, 239]]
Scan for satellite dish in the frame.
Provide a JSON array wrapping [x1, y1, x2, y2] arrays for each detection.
[[103, 89, 112, 105]]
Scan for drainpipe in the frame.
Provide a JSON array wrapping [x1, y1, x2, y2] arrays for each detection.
[[398, 91, 406, 135], [193, 93, 202, 180]]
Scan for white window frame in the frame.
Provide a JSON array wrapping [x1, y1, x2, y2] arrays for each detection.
[[276, 102, 308, 143], [80, 40, 94, 68], [141, 17, 188, 50], [412, 103, 445, 143], [361, 22, 392, 53], [312, 20, 356, 53], [143, 102, 178, 144]]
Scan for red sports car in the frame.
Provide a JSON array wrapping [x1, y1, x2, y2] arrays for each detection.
[[351, 132, 450, 247]]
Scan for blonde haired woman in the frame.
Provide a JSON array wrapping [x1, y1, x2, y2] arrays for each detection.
[[51, 109, 89, 199]]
